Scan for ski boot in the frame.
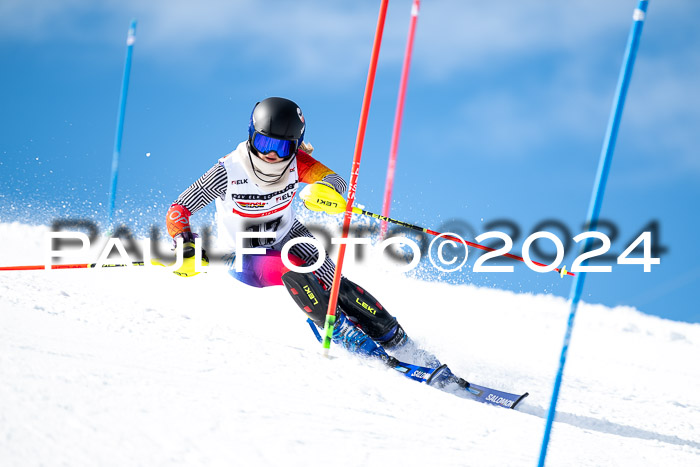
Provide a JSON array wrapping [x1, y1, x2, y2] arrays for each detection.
[[283, 270, 438, 368], [336, 278, 442, 369], [378, 323, 442, 369], [282, 270, 397, 366], [423, 364, 469, 388], [332, 312, 396, 364]]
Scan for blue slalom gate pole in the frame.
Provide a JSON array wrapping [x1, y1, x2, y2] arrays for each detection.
[[538, 2, 649, 465], [107, 20, 137, 232]]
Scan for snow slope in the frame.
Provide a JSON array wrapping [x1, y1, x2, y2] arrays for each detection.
[[1, 222, 699, 466]]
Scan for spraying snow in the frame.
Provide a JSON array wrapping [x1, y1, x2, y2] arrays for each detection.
[[1, 222, 698, 466]]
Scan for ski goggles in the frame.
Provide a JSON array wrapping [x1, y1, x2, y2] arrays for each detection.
[[251, 133, 300, 159]]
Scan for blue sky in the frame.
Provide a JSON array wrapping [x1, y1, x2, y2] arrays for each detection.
[[1, 0, 698, 322]]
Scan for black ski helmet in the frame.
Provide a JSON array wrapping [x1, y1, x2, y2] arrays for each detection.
[[248, 97, 305, 158]]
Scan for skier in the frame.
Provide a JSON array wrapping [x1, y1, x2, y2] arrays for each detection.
[[165, 97, 438, 367]]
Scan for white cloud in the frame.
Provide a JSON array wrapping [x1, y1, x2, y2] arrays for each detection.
[[0, 0, 382, 82], [1, 1, 693, 79], [411, 0, 630, 79], [2, 0, 697, 176], [0, 1, 653, 71], [0, 0, 92, 41]]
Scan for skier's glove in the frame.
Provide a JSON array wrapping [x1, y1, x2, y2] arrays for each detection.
[[170, 232, 209, 277], [299, 181, 347, 214]]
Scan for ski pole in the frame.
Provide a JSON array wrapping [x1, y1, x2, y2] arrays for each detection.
[[0, 239, 205, 275], [351, 207, 574, 276], [0, 262, 146, 271], [0, 258, 206, 277], [322, 0, 390, 356]]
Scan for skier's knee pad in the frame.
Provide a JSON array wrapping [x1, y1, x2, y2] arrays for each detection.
[[338, 278, 400, 343], [281, 270, 330, 326]]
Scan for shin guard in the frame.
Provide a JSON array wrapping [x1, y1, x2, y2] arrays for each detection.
[[338, 278, 405, 347], [281, 270, 332, 326]]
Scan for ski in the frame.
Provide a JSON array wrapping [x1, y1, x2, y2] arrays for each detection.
[[306, 319, 529, 409], [389, 360, 441, 384], [390, 360, 529, 410]]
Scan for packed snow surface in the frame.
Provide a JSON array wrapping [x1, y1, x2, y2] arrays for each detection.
[[1, 222, 699, 466]]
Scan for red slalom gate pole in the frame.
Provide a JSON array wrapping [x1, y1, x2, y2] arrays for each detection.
[[381, 0, 420, 239], [321, 0, 390, 355]]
